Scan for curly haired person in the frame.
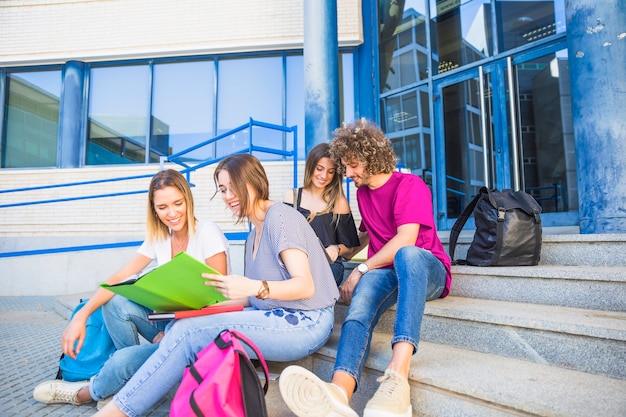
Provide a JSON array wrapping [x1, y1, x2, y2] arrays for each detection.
[[279, 119, 452, 417]]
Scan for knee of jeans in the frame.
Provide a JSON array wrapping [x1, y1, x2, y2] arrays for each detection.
[[102, 295, 125, 317], [394, 246, 427, 265]]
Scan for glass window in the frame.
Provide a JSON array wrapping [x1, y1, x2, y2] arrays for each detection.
[[380, 0, 429, 93], [216, 56, 283, 160], [2, 71, 61, 168], [496, 0, 566, 52], [286, 55, 304, 159], [430, 0, 493, 74], [152, 61, 215, 162], [381, 84, 431, 174], [87, 65, 150, 165]]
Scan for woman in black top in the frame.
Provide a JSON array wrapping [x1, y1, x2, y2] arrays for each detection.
[[284, 143, 361, 285]]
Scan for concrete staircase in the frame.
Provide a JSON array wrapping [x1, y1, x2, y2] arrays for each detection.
[[53, 229, 626, 416], [274, 230, 626, 416]]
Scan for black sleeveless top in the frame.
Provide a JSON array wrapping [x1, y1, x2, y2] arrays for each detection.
[[286, 188, 360, 251]]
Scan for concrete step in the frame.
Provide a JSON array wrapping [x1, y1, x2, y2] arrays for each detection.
[[450, 264, 626, 312], [302, 328, 626, 417], [444, 230, 626, 267], [334, 297, 626, 380]]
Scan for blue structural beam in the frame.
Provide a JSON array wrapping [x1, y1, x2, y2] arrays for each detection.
[[303, 0, 340, 155], [566, 0, 626, 233], [58, 61, 86, 168]]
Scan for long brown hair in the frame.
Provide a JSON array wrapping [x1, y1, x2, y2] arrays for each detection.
[[213, 154, 270, 224], [146, 169, 196, 242], [303, 143, 345, 219]]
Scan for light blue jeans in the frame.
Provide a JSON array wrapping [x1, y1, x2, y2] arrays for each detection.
[[334, 246, 446, 387], [102, 295, 169, 348], [114, 305, 335, 417], [89, 344, 157, 401], [86, 295, 168, 401]]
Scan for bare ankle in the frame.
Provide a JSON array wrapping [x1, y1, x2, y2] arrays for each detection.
[[76, 386, 93, 403]]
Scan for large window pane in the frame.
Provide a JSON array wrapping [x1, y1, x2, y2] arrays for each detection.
[[2, 71, 61, 168], [216, 56, 283, 160], [87, 65, 150, 165], [497, 0, 566, 52], [286, 55, 305, 159], [380, 0, 428, 93], [152, 61, 214, 162], [430, 0, 492, 74]]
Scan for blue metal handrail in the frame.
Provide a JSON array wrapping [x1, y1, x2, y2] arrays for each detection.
[[1, 119, 298, 257]]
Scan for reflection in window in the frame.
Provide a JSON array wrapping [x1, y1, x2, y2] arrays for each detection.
[[497, 0, 566, 52], [216, 56, 283, 160], [430, 0, 492, 75], [2, 71, 61, 168], [380, 0, 428, 93], [152, 61, 215, 162], [87, 65, 151, 165], [381, 85, 431, 175]]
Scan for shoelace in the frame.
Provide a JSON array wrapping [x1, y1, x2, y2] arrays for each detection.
[[51, 384, 80, 404], [375, 371, 404, 400]]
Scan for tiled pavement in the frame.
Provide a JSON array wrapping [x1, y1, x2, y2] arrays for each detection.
[[0, 296, 295, 417], [1, 296, 185, 417]]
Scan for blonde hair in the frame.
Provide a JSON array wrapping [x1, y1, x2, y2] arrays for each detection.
[[329, 119, 398, 176], [146, 169, 196, 242], [213, 154, 270, 224]]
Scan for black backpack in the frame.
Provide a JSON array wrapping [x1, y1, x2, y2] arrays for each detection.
[[448, 187, 542, 266]]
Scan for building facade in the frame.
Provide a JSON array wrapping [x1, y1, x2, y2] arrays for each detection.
[[1, 0, 624, 239]]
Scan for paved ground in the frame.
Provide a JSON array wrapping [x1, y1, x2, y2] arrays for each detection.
[[0, 296, 295, 417]]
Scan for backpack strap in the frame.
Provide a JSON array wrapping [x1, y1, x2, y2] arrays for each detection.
[[227, 330, 270, 394], [448, 187, 486, 263]]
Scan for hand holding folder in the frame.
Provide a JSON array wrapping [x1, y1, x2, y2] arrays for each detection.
[[101, 252, 228, 312]]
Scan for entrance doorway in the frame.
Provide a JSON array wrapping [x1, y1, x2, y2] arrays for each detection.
[[434, 47, 577, 230]]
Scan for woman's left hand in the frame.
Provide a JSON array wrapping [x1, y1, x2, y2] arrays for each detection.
[[203, 273, 257, 299], [325, 245, 340, 263]]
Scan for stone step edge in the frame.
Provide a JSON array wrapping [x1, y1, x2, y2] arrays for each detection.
[[450, 264, 626, 282], [336, 296, 626, 341], [312, 328, 626, 417]]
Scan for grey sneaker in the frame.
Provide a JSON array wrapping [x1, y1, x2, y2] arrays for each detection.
[[279, 365, 358, 417], [33, 380, 90, 406], [363, 368, 412, 417]]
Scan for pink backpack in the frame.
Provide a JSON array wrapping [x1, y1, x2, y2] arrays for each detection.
[[170, 329, 269, 417]]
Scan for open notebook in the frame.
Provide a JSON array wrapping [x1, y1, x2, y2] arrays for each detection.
[[101, 251, 228, 311]]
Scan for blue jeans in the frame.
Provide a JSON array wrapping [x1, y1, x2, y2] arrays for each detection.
[[89, 344, 158, 401], [334, 246, 446, 387], [102, 295, 169, 348], [114, 305, 335, 417]]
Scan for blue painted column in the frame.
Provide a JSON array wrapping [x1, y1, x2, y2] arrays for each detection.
[[566, 0, 626, 233], [58, 61, 86, 168], [304, 0, 340, 155]]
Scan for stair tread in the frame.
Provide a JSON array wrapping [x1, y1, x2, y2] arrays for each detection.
[[450, 264, 626, 281], [317, 329, 626, 417], [426, 296, 626, 340]]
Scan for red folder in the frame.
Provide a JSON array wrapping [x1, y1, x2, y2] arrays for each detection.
[[148, 304, 244, 321]]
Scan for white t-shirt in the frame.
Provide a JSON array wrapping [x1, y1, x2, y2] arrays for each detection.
[[137, 218, 231, 273]]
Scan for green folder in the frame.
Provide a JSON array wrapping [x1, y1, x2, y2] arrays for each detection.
[[101, 252, 228, 311]]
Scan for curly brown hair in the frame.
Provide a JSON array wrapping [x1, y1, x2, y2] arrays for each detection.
[[329, 119, 397, 176]]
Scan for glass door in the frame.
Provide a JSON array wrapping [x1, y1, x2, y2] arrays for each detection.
[[434, 47, 577, 229]]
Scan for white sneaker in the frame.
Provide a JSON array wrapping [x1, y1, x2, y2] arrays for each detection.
[[33, 380, 90, 406], [279, 365, 358, 417], [363, 368, 412, 417]]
